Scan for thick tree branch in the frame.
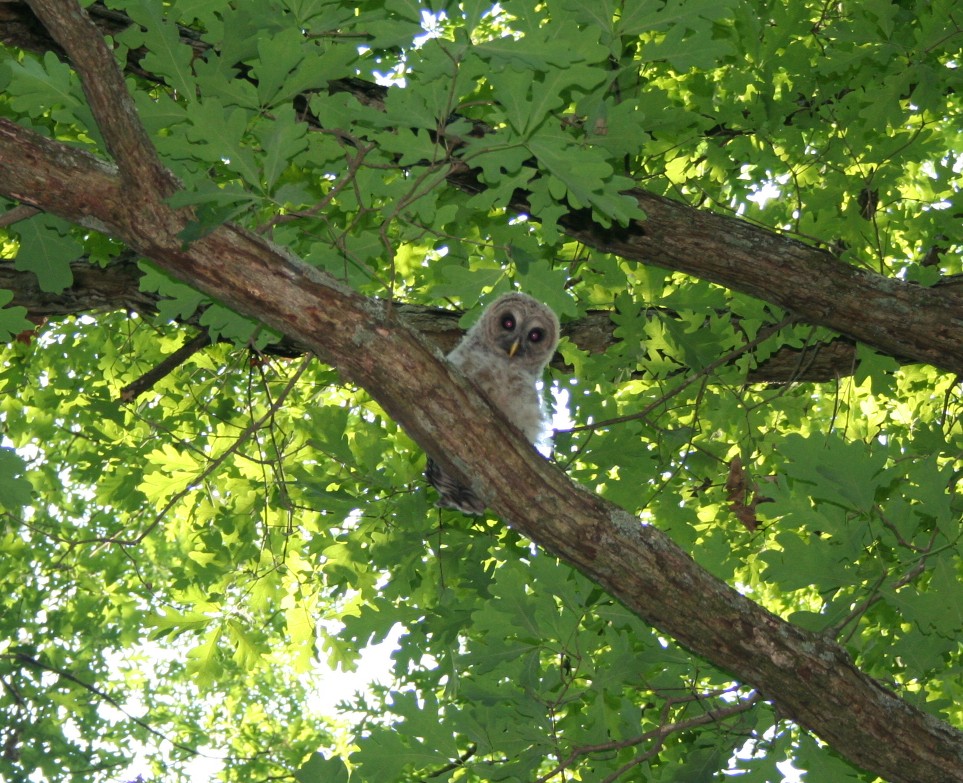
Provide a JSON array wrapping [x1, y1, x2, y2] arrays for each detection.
[[0, 254, 157, 317], [24, 0, 175, 201], [1, 94, 960, 783], [546, 191, 963, 375]]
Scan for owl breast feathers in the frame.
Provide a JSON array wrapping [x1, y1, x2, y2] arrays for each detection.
[[426, 292, 560, 515]]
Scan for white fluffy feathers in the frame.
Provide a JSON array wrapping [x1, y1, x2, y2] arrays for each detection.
[[426, 292, 560, 515]]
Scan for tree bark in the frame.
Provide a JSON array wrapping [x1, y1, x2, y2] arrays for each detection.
[[2, 4, 963, 779], [548, 189, 963, 374]]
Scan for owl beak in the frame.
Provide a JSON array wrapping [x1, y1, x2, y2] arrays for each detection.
[[507, 338, 521, 358]]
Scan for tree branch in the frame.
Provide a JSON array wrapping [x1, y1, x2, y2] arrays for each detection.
[[117, 329, 211, 402], [24, 0, 175, 200], [9, 652, 202, 758], [0, 256, 857, 383], [536, 691, 760, 783], [541, 189, 963, 375]]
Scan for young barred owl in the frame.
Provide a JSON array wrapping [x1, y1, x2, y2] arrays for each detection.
[[426, 292, 560, 515]]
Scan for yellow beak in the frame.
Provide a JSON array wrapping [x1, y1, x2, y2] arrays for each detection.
[[507, 338, 521, 358]]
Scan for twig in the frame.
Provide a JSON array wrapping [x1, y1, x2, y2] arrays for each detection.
[[0, 204, 40, 228], [69, 354, 315, 548], [560, 315, 796, 433], [827, 519, 942, 641], [118, 331, 212, 402], [9, 651, 206, 759], [424, 743, 477, 779], [535, 691, 760, 783], [123, 353, 314, 546], [826, 569, 891, 643]]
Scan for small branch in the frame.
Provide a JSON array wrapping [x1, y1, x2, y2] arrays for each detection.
[[47, 354, 317, 549], [118, 331, 212, 401], [560, 315, 797, 433], [876, 504, 937, 554], [535, 691, 761, 783], [0, 204, 40, 228], [9, 651, 204, 758], [826, 569, 892, 643], [424, 743, 477, 780], [121, 353, 314, 546], [827, 517, 942, 641]]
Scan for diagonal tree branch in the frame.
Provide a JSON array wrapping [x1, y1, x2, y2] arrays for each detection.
[[0, 5, 961, 780], [9, 652, 203, 758], [545, 189, 963, 375], [24, 0, 175, 201]]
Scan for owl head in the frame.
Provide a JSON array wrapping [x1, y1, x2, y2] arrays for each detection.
[[475, 292, 560, 371]]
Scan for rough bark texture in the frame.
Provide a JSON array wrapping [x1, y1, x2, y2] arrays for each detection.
[[548, 191, 963, 374], [2, 3, 962, 782]]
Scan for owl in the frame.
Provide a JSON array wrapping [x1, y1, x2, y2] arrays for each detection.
[[426, 292, 560, 515]]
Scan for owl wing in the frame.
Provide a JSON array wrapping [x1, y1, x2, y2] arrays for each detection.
[[425, 456, 486, 515]]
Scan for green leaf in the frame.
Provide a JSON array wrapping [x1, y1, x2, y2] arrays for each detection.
[[13, 215, 81, 293], [510, 258, 577, 318], [138, 262, 209, 321], [183, 99, 261, 185], [795, 733, 866, 781], [758, 532, 851, 592], [0, 447, 33, 511], [778, 433, 888, 513], [0, 290, 33, 343], [429, 263, 505, 301], [256, 108, 309, 190], [3, 51, 89, 127], [885, 558, 963, 636], [853, 342, 900, 393], [620, 0, 737, 70], [474, 22, 608, 71], [126, 0, 198, 98], [296, 753, 349, 783], [525, 128, 644, 226], [199, 303, 276, 349], [187, 626, 225, 686]]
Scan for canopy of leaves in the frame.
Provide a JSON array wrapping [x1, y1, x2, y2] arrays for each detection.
[[0, 0, 961, 782]]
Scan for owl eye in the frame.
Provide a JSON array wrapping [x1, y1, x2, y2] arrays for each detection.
[[528, 328, 545, 343], [500, 313, 516, 331]]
